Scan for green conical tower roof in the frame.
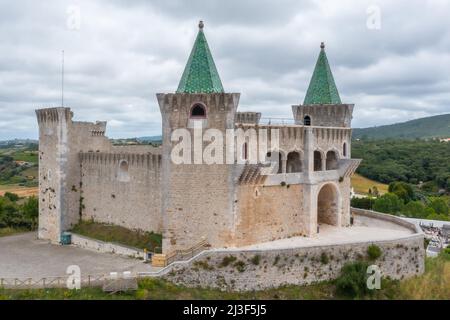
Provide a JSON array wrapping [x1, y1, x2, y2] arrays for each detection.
[[303, 42, 341, 105], [176, 21, 224, 93]]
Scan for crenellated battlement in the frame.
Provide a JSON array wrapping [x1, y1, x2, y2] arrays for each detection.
[[157, 92, 240, 113], [35, 107, 72, 124], [79, 152, 161, 169], [292, 104, 354, 128], [235, 112, 261, 124]]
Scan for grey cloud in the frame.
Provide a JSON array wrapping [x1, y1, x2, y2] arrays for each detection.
[[0, 0, 449, 140]]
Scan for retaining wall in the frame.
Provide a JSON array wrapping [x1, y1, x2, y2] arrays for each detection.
[[155, 209, 425, 291], [70, 233, 145, 259]]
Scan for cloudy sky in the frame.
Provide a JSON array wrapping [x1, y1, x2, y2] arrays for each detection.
[[1, 0, 449, 139]]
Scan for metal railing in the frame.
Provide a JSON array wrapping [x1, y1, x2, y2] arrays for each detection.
[[0, 274, 108, 289], [164, 239, 210, 266], [259, 117, 296, 125]]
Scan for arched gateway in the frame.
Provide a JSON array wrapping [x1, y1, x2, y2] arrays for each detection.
[[317, 183, 340, 227]]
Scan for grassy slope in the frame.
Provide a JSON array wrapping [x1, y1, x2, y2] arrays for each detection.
[[0, 227, 29, 237], [0, 148, 38, 187], [70, 220, 162, 251], [351, 173, 389, 195], [353, 113, 450, 140], [0, 254, 448, 300]]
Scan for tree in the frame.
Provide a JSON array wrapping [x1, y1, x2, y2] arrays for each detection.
[[372, 186, 380, 197], [373, 193, 404, 214], [21, 196, 38, 221], [335, 261, 372, 299], [400, 201, 431, 218], [3, 192, 19, 202], [388, 182, 414, 203], [429, 198, 449, 216], [351, 197, 375, 210]]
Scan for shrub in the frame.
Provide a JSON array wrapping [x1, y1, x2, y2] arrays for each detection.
[[219, 256, 237, 268], [373, 193, 404, 214], [320, 252, 329, 264], [250, 255, 261, 265], [234, 260, 246, 273], [273, 255, 280, 266], [335, 261, 372, 299], [442, 247, 450, 261], [367, 244, 382, 260], [193, 260, 214, 271], [4, 192, 19, 202], [351, 197, 375, 210]]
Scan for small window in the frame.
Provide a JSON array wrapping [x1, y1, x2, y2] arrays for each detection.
[[343, 142, 347, 157], [242, 142, 248, 161], [304, 115, 311, 126], [190, 103, 206, 118], [118, 160, 130, 182]]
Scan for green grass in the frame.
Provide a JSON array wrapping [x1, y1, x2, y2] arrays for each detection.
[[0, 227, 29, 237], [70, 220, 162, 252], [1, 254, 448, 300], [11, 151, 38, 164]]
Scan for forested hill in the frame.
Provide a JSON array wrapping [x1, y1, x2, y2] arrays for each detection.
[[352, 139, 450, 192], [353, 114, 450, 140]]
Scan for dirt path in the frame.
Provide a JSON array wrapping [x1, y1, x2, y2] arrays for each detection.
[[0, 185, 38, 197]]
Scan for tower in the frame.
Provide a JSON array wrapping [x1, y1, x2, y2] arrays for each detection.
[[293, 43, 358, 234], [35, 108, 72, 243], [293, 42, 354, 129], [35, 107, 109, 243], [158, 21, 240, 253]]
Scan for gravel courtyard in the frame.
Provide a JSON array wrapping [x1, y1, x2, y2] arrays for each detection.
[[0, 232, 158, 279]]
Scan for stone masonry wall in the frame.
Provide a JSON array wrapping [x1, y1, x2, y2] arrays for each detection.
[[36, 108, 111, 243], [80, 152, 162, 233], [71, 233, 145, 259], [235, 184, 306, 246], [162, 235, 424, 292]]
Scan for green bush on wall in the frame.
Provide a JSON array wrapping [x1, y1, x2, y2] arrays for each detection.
[[367, 244, 382, 261]]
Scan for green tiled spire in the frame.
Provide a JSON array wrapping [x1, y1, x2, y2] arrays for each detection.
[[303, 42, 341, 105], [176, 21, 224, 93]]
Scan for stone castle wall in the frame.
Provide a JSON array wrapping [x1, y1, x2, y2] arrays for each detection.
[[235, 184, 306, 246], [80, 152, 163, 233], [35, 108, 111, 242], [160, 210, 425, 291]]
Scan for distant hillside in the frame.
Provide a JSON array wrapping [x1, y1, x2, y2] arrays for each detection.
[[353, 114, 450, 140], [137, 135, 162, 143]]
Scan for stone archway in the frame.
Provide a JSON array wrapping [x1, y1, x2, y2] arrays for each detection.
[[317, 183, 340, 226]]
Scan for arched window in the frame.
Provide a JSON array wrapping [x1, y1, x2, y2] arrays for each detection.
[[343, 142, 347, 157], [326, 151, 338, 170], [190, 103, 206, 118], [286, 151, 302, 173], [304, 115, 311, 126]]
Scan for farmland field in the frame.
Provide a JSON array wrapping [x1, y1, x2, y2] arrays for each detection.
[[351, 173, 388, 195]]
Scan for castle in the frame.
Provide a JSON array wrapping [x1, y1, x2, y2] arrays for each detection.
[[36, 22, 361, 254]]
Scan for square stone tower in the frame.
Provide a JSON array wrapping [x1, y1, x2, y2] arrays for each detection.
[[158, 21, 241, 253]]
